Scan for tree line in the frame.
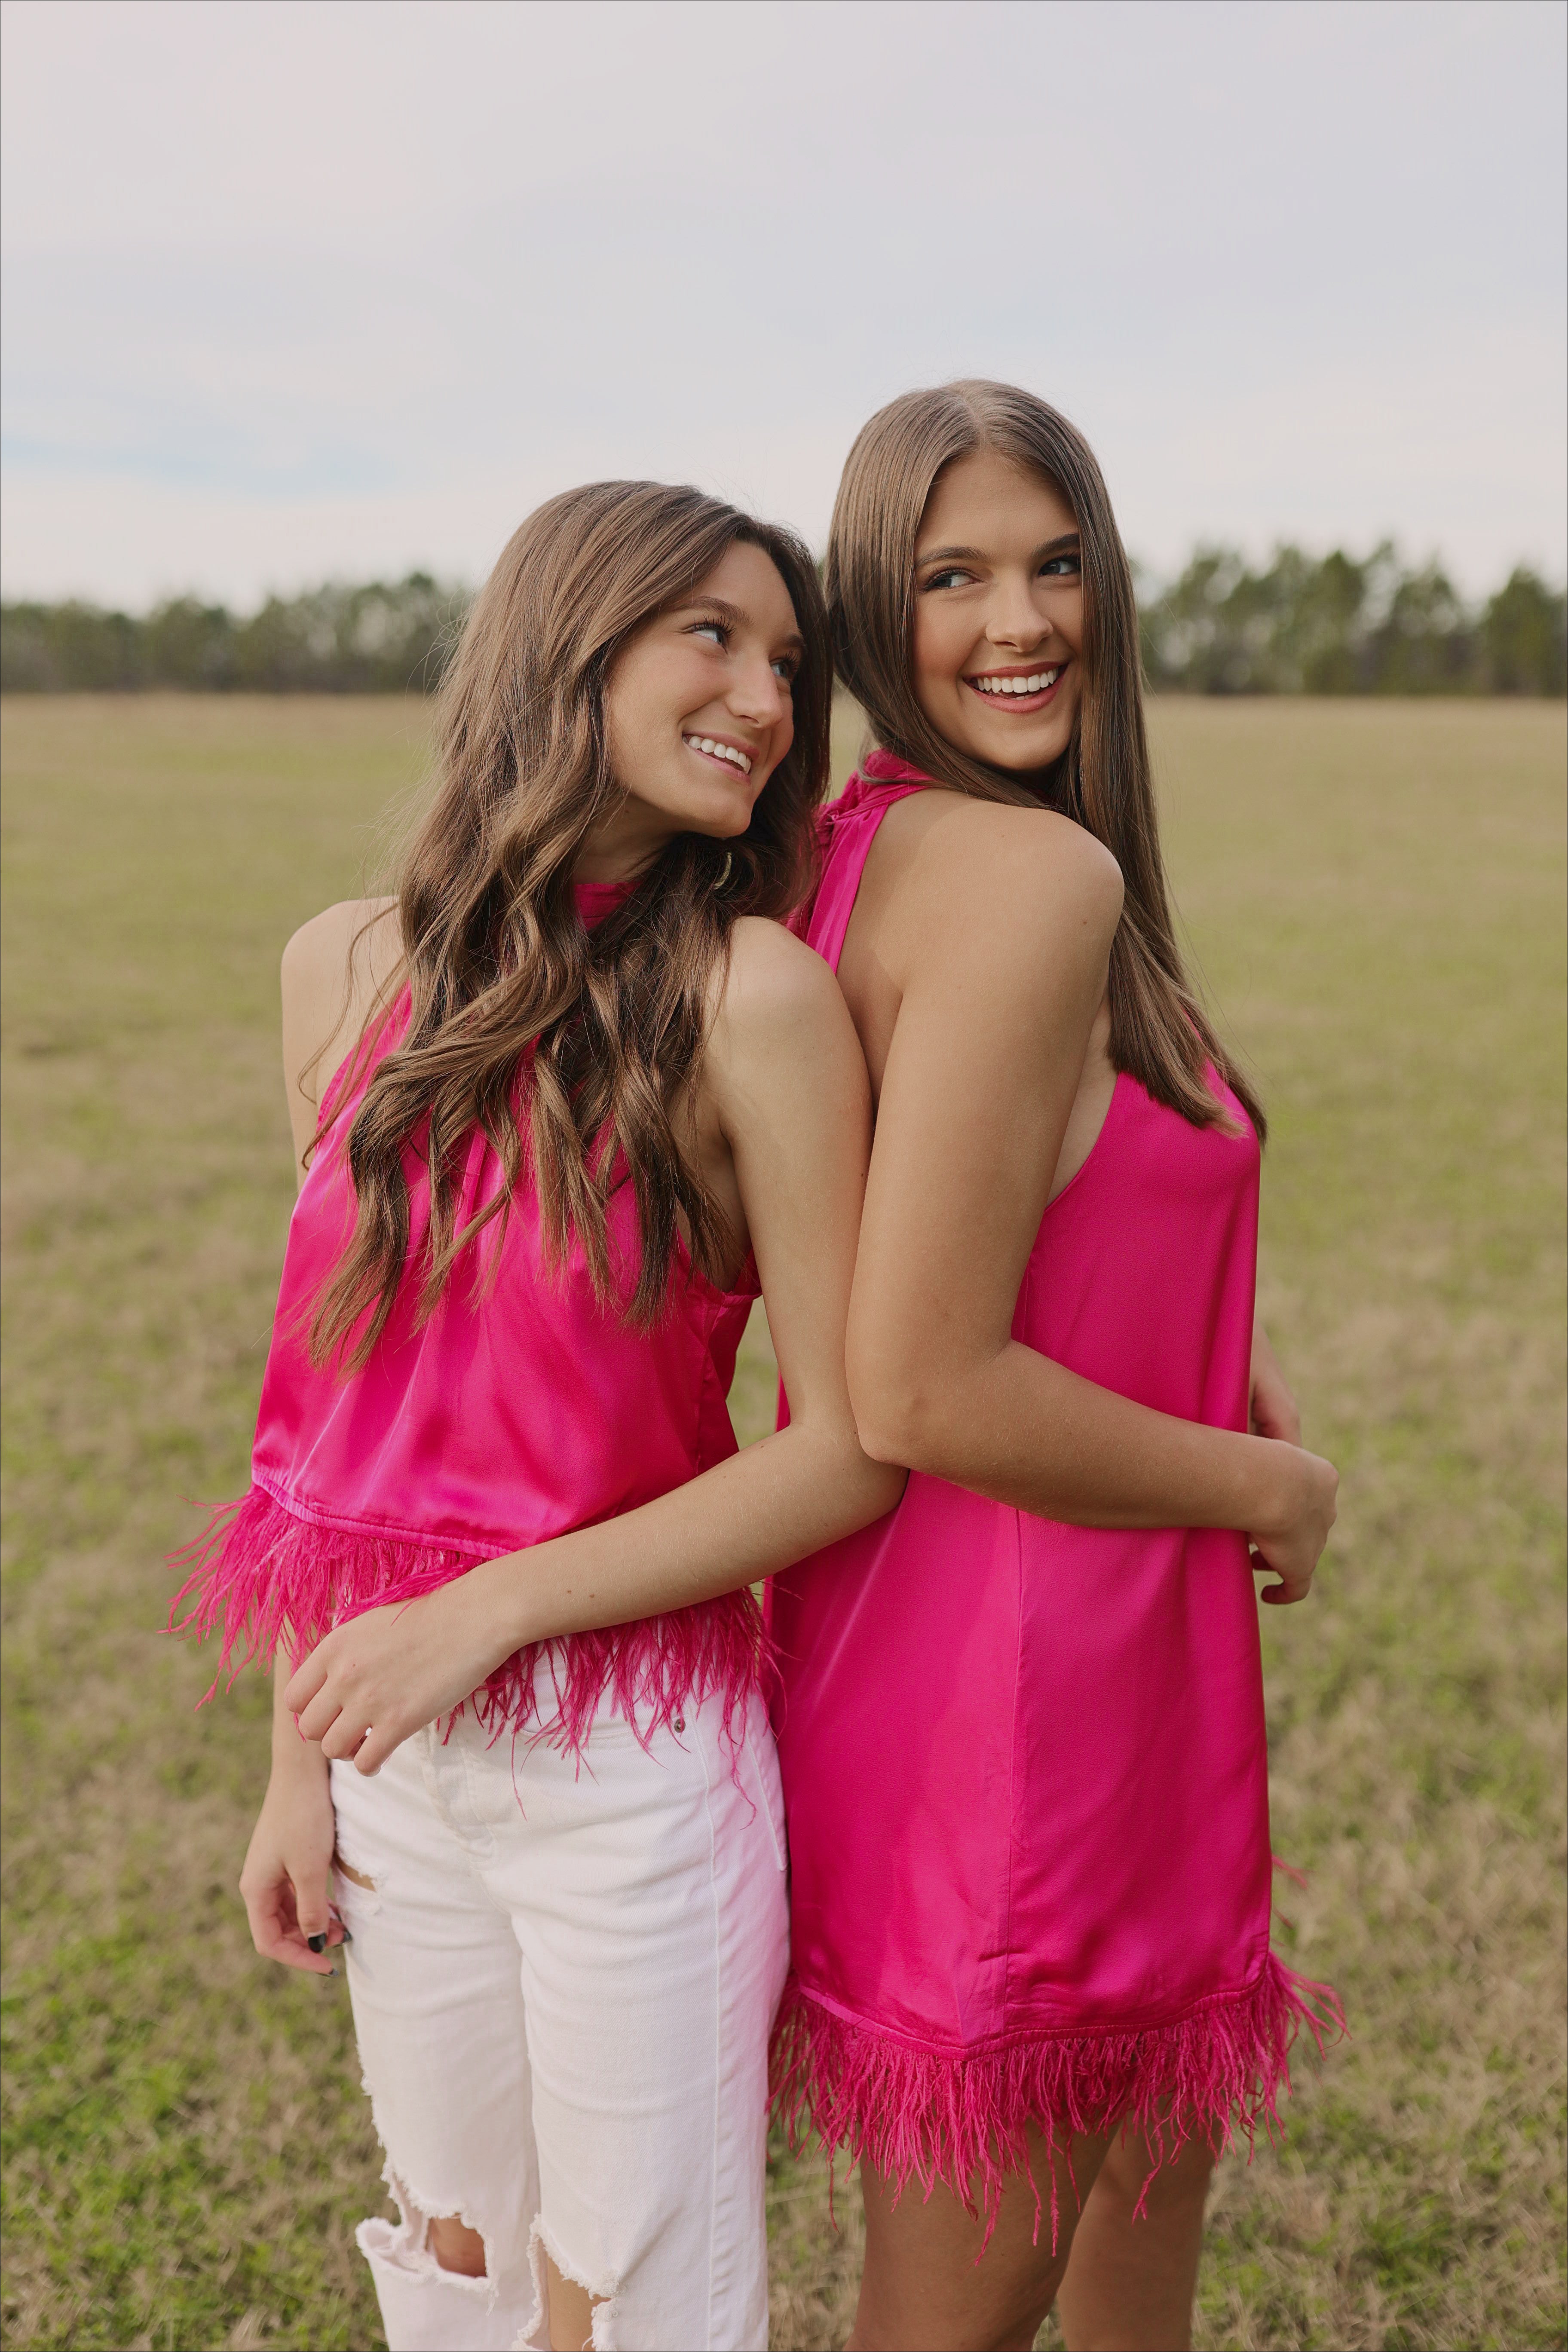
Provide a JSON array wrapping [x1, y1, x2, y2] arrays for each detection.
[[2, 546, 1564, 696], [1138, 544, 1565, 696], [0, 575, 462, 695]]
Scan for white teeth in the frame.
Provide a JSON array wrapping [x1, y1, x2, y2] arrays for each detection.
[[686, 734, 752, 774], [974, 668, 1058, 696]]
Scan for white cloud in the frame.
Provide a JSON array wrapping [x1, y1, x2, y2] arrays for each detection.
[[3, 0, 1563, 604]]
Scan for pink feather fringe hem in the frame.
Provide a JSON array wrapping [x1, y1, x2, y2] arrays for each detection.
[[769, 1957, 1345, 2243], [168, 1479, 770, 1752]]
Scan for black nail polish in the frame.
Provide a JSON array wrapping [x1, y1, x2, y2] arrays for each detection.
[[307, 1932, 327, 1953]]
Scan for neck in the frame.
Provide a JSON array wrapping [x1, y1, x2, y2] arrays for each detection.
[[572, 803, 675, 885]]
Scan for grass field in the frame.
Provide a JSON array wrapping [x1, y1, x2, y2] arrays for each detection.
[[2, 693, 1563, 2352]]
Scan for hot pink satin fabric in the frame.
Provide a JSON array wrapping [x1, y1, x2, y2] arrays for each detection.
[[173, 882, 763, 1743], [768, 757, 1338, 2214], [255, 1008, 753, 1567]]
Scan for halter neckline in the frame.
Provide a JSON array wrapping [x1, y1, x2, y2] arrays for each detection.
[[573, 876, 637, 926]]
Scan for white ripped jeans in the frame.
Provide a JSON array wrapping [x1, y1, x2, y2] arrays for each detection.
[[328, 1681, 789, 2352]]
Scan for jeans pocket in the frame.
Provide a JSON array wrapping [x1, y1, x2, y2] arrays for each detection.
[[744, 1723, 788, 1873]]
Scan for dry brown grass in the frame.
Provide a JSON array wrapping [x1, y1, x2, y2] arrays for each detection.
[[2, 694, 1563, 2351]]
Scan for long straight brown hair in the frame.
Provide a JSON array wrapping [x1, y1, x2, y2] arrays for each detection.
[[827, 380, 1264, 1139], [312, 480, 831, 1370]]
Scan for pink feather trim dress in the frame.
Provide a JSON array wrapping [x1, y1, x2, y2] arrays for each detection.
[[171, 879, 766, 1751], [767, 756, 1341, 2222]]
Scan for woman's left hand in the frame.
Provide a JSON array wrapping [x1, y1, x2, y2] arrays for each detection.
[[283, 1566, 514, 1774]]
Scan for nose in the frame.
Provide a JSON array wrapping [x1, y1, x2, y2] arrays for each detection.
[[985, 573, 1053, 654], [727, 651, 790, 728]]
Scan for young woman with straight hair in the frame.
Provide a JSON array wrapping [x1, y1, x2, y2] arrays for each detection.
[[767, 383, 1343, 2352], [174, 480, 903, 2352]]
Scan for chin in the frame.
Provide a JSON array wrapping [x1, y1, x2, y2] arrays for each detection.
[[971, 730, 1071, 773], [689, 804, 755, 842]]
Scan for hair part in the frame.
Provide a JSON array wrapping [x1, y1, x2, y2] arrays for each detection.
[[826, 378, 1265, 1142], [311, 479, 832, 1371]]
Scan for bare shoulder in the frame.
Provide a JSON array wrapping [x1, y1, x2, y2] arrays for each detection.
[[281, 896, 400, 1004], [719, 914, 849, 1031], [705, 916, 862, 1099], [891, 789, 1121, 903], [280, 898, 401, 1131], [870, 790, 1123, 965], [702, 916, 867, 1148]]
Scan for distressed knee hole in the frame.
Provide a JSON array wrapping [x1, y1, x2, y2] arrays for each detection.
[[363, 2169, 497, 2303], [529, 2218, 619, 2352], [428, 2211, 487, 2277]]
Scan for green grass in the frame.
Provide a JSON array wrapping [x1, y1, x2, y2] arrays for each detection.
[[3, 694, 1563, 2351]]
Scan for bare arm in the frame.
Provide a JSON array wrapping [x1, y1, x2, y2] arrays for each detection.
[[279, 895, 401, 1187], [239, 901, 400, 1972], [284, 919, 904, 1773], [236, 1663, 346, 1975], [1250, 1314, 1302, 1442], [845, 798, 1335, 1585]]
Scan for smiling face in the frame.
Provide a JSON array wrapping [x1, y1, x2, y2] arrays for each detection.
[[584, 539, 803, 882], [911, 447, 1084, 776]]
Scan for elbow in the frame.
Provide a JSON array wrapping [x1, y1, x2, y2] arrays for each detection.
[[853, 1401, 918, 1469], [855, 1404, 945, 1476], [785, 1399, 909, 1527], [857, 1452, 910, 1524], [846, 1349, 951, 1477], [846, 1300, 985, 1478]]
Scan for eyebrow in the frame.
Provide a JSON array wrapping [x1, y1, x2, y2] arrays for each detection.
[[916, 530, 1081, 566], [672, 594, 805, 653]]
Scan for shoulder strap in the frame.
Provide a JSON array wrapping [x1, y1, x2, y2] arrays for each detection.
[[804, 780, 927, 974]]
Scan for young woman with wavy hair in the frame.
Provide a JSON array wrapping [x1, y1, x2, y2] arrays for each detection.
[[767, 383, 1343, 2352], [174, 480, 902, 2352]]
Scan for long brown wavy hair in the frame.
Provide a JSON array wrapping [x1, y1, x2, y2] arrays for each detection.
[[827, 379, 1265, 1139], [311, 480, 831, 1370]]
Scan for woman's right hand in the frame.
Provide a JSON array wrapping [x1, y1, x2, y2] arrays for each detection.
[[239, 1754, 346, 1975], [1245, 1442, 1340, 1605]]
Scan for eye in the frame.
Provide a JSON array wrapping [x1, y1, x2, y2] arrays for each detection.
[[771, 654, 799, 682], [1040, 551, 1082, 579], [922, 567, 975, 593], [688, 617, 728, 646]]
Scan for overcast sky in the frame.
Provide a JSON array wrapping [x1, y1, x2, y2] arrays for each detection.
[[2, 0, 1563, 608]]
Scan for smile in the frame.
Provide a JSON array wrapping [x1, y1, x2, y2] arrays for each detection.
[[964, 666, 1063, 709], [683, 734, 753, 776]]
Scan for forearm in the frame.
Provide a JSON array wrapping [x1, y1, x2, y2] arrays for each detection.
[[464, 1423, 903, 1656], [863, 1341, 1292, 1532]]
